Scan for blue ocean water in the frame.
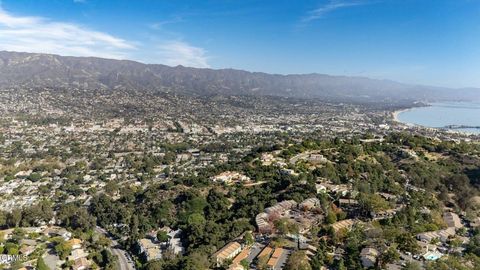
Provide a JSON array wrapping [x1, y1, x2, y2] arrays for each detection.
[[397, 102, 480, 134]]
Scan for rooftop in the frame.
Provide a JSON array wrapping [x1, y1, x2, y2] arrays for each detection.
[[214, 241, 242, 260]]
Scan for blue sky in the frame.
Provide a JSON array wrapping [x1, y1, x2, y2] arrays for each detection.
[[0, 0, 479, 88]]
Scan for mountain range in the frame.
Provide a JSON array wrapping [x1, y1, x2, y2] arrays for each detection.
[[0, 51, 478, 104]]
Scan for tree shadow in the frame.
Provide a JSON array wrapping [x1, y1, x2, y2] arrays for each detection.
[[464, 167, 480, 188]]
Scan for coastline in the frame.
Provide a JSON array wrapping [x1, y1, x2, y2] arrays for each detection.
[[392, 102, 431, 124], [391, 108, 412, 123], [391, 103, 480, 136]]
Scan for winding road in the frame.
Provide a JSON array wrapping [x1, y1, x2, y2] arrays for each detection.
[[95, 226, 136, 270]]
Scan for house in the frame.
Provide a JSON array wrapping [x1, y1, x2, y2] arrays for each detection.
[[360, 247, 379, 268], [256, 213, 272, 234], [417, 241, 438, 254], [164, 228, 185, 255], [144, 247, 162, 262], [168, 236, 184, 255], [338, 199, 359, 212], [140, 228, 185, 260], [378, 193, 398, 201], [370, 205, 404, 220], [0, 229, 14, 240], [231, 247, 251, 268], [68, 248, 88, 261], [298, 238, 317, 254], [212, 171, 250, 185], [280, 169, 299, 176], [443, 212, 463, 229], [296, 217, 315, 233], [267, 248, 285, 270], [42, 227, 72, 240], [331, 219, 356, 233], [317, 182, 352, 197], [19, 245, 35, 256], [72, 257, 90, 270], [299, 198, 320, 210], [265, 200, 297, 215], [416, 227, 455, 243], [138, 238, 162, 261], [19, 239, 37, 246], [66, 238, 83, 250], [257, 246, 273, 260], [257, 200, 300, 234], [261, 153, 275, 166], [370, 209, 397, 220], [213, 242, 242, 266], [307, 154, 328, 164]]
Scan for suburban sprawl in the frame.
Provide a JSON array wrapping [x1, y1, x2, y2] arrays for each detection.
[[0, 52, 479, 270]]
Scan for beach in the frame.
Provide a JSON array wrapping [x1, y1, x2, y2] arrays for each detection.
[[391, 108, 411, 123], [394, 102, 480, 134]]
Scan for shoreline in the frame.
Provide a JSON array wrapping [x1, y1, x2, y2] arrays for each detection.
[[391, 102, 432, 124], [391, 104, 480, 136], [391, 108, 412, 123]]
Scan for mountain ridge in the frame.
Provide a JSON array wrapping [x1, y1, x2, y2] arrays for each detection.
[[0, 50, 478, 103]]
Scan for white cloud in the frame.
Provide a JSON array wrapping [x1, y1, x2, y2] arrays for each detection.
[[156, 41, 210, 68], [301, 0, 366, 23], [0, 6, 211, 67], [0, 6, 134, 59], [149, 15, 184, 30]]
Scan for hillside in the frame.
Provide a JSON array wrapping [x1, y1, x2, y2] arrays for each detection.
[[0, 51, 478, 103]]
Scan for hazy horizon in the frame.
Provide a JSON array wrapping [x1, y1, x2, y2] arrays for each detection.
[[1, 0, 479, 88]]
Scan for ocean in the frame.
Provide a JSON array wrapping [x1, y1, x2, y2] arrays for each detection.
[[396, 102, 480, 134]]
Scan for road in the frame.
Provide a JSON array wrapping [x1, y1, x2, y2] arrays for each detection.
[[95, 226, 136, 270], [245, 243, 265, 264], [274, 249, 291, 270]]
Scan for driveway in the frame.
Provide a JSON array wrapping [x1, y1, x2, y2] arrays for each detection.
[[42, 249, 60, 270]]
